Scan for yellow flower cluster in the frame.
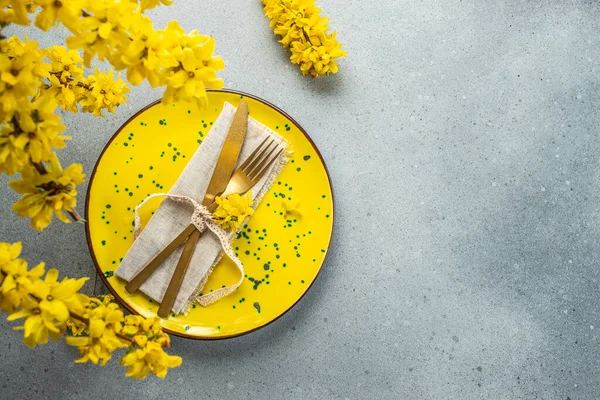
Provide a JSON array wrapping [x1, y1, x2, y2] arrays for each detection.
[[1, 242, 182, 379], [52, 2, 225, 109], [65, 300, 129, 366], [0, 0, 194, 380], [213, 192, 255, 232], [262, 0, 346, 77], [119, 315, 182, 379], [0, 37, 129, 229], [0, 36, 49, 121], [9, 153, 85, 231], [1, 241, 88, 346], [0, 96, 68, 175], [0, 0, 224, 231], [78, 68, 129, 116], [43, 46, 130, 116]]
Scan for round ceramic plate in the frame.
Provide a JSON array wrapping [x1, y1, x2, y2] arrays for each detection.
[[85, 89, 334, 339]]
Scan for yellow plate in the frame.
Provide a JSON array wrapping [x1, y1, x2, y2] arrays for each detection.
[[85, 89, 334, 339]]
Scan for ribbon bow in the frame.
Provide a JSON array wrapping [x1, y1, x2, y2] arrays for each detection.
[[133, 193, 244, 307]]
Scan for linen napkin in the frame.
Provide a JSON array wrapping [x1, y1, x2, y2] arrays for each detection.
[[116, 102, 289, 314]]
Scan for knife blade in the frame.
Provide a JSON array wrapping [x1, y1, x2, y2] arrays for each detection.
[[202, 100, 248, 206], [156, 100, 249, 317]]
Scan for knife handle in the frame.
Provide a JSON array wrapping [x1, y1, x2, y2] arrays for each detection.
[[125, 224, 196, 294], [157, 228, 201, 318]]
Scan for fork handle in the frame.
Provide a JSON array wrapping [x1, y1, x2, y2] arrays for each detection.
[[124, 223, 197, 294], [124, 201, 219, 294], [157, 228, 201, 318]]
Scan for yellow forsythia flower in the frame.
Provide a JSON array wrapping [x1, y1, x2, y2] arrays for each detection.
[[67, 294, 114, 335], [282, 198, 300, 218], [0, 96, 69, 175], [52, 1, 222, 109], [44, 73, 86, 112], [34, 0, 84, 32], [159, 21, 225, 109], [66, 302, 128, 366], [8, 268, 88, 348], [0, 241, 45, 313], [213, 192, 254, 232], [120, 315, 182, 379], [0, 36, 50, 121], [117, 17, 168, 86], [115, 18, 224, 108], [0, 0, 32, 25], [66, 0, 137, 66], [122, 316, 171, 347], [0, 4, 17, 26], [78, 68, 129, 116], [0, 241, 22, 265], [9, 153, 85, 231], [121, 341, 182, 379], [262, 0, 346, 77], [42, 47, 127, 115], [46, 45, 85, 82], [0, 259, 43, 312], [1, 242, 182, 379]]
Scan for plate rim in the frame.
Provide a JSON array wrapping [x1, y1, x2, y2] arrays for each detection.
[[84, 88, 335, 340]]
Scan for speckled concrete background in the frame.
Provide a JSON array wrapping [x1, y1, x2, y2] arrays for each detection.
[[1, 0, 599, 399]]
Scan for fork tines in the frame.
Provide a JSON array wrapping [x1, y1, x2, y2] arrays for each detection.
[[242, 138, 283, 183]]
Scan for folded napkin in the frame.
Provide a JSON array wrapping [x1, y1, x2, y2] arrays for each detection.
[[116, 102, 289, 314]]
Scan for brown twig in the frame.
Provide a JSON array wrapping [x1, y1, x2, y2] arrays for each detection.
[[11, 114, 23, 134], [63, 309, 135, 344], [28, 293, 134, 343], [67, 208, 84, 223], [32, 162, 47, 175]]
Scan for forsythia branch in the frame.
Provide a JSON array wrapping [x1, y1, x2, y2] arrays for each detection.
[[261, 0, 346, 77], [0, 0, 225, 230], [0, 0, 228, 380], [0, 241, 182, 379]]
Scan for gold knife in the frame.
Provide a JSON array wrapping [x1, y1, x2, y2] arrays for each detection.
[[124, 100, 249, 318]]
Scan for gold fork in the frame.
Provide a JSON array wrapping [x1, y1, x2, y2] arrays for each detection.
[[125, 137, 283, 315]]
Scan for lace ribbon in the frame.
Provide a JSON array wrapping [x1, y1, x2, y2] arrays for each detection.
[[133, 193, 244, 307]]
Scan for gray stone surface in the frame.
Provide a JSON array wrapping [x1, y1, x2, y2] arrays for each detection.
[[1, 0, 599, 398]]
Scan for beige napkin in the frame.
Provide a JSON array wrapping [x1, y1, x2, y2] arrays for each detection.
[[116, 102, 289, 314]]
